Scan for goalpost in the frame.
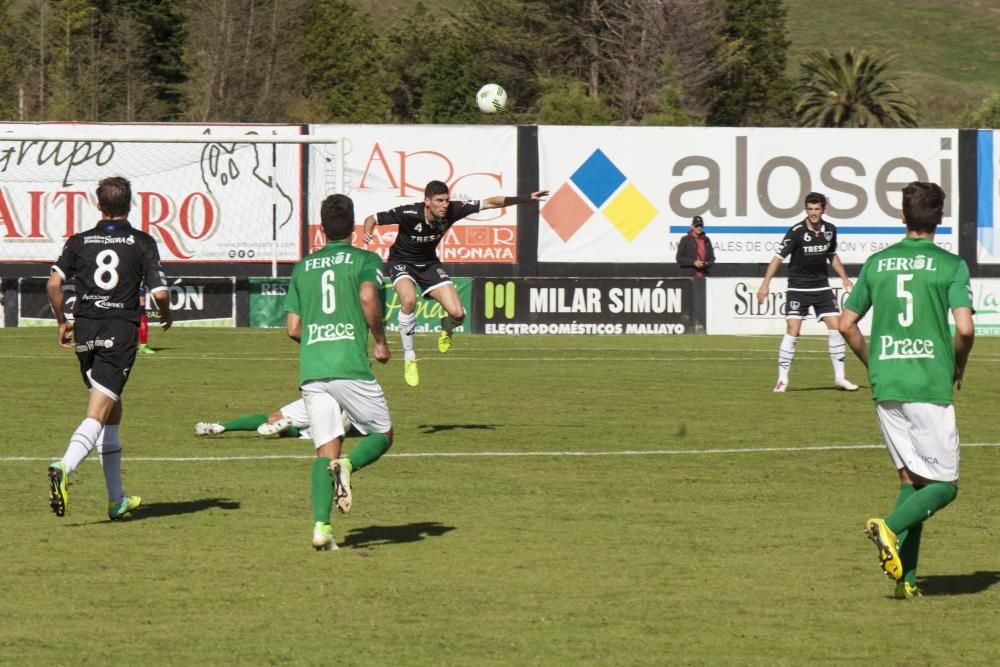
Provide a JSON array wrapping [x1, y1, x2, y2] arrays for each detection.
[[0, 127, 345, 277]]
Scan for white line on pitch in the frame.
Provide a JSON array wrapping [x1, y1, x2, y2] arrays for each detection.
[[4, 441, 1000, 462]]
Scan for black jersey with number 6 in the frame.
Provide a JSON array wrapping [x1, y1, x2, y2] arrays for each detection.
[[776, 220, 840, 290], [376, 200, 481, 264], [52, 219, 167, 323]]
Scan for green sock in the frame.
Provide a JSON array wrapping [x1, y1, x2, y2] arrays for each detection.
[[886, 482, 958, 534], [899, 522, 923, 587], [221, 413, 268, 431], [311, 457, 333, 523], [278, 425, 301, 438], [346, 432, 391, 472], [892, 483, 916, 545]]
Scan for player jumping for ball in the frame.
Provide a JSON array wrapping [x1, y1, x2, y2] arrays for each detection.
[[363, 180, 547, 387]]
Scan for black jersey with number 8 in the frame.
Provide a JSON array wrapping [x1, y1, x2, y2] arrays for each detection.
[[52, 219, 167, 323]]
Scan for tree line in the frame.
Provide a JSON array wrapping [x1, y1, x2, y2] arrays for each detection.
[[3, 0, 994, 128]]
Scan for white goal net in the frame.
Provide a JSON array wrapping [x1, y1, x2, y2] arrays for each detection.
[[0, 123, 343, 273]]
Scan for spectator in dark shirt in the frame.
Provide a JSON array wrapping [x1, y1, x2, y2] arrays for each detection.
[[676, 216, 715, 277]]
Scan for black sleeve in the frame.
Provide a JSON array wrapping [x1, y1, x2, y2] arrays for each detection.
[[375, 204, 410, 226], [705, 237, 716, 267], [52, 235, 79, 280], [676, 237, 695, 268], [447, 200, 481, 223], [777, 227, 796, 259], [141, 236, 168, 293]]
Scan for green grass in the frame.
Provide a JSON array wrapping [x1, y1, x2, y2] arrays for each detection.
[[786, 0, 1000, 127], [3, 329, 1000, 664]]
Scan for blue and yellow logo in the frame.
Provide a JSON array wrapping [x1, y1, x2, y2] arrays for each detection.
[[541, 149, 657, 242]]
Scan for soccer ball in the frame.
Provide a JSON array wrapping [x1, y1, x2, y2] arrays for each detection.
[[476, 84, 507, 113]]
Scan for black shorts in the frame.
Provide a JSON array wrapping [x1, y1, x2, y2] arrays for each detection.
[[73, 317, 139, 400], [387, 260, 452, 296], [786, 289, 839, 320]]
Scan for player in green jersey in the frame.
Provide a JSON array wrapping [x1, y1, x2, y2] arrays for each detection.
[[839, 181, 975, 598], [286, 193, 393, 551]]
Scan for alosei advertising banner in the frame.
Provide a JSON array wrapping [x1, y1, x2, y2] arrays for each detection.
[[538, 126, 958, 265], [475, 278, 693, 335]]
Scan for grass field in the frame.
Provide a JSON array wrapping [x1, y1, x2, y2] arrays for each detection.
[[3, 328, 1000, 664]]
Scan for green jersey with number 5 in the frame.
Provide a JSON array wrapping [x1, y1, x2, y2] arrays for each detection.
[[285, 240, 384, 385], [844, 237, 973, 404]]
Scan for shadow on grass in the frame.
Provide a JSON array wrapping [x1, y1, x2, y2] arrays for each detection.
[[417, 423, 498, 434], [341, 521, 455, 548], [130, 497, 241, 520], [919, 571, 1000, 596]]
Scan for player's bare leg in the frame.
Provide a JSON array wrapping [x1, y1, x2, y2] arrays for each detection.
[[394, 278, 420, 386], [428, 283, 465, 354], [823, 315, 858, 390], [775, 319, 802, 392]]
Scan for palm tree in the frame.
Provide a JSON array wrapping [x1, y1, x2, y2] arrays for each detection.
[[795, 48, 918, 128]]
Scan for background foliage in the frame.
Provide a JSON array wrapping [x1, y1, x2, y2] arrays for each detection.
[[2, 0, 1000, 127]]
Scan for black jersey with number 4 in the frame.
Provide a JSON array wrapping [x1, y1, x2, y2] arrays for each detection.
[[52, 219, 167, 323], [776, 219, 840, 290], [377, 200, 481, 264]]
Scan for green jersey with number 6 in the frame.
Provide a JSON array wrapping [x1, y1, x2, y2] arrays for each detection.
[[285, 240, 384, 385], [844, 237, 973, 404]]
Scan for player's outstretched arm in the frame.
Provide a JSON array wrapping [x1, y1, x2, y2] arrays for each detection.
[[838, 307, 868, 368], [756, 256, 784, 305], [480, 190, 549, 211], [360, 281, 389, 364], [952, 306, 975, 389]]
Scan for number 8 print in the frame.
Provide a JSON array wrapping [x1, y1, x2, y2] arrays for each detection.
[[94, 249, 120, 289]]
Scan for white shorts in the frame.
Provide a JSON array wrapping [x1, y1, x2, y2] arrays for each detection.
[[300, 378, 392, 449], [279, 399, 313, 440], [874, 401, 959, 482]]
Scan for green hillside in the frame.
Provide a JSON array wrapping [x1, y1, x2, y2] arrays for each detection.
[[363, 0, 1000, 128], [783, 0, 1000, 127]]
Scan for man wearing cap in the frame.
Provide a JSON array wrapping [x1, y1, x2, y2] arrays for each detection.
[[676, 216, 715, 277]]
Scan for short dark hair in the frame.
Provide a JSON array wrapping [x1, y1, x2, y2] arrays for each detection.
[[96, 176, 132, 217], [424, 180, 449, 198], [901, 181, 945, 233], [804, 192, 827, 208], [320, 194, 355, 240]]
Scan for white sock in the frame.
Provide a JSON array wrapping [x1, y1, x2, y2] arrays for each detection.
[[778, 334, 798, 383], [828, 329, 847, 381], [398, 311, 417, 361], [62, 417, 103, 475], [98, 425, 125, 502]]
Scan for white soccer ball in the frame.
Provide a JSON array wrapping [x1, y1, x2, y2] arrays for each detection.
[[476, 84, 507, 113]]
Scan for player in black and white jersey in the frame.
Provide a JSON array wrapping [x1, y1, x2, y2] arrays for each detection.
[[363, 180, 547, 387], [46, 176, 173, 521], [756, 192, 858, 393]]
